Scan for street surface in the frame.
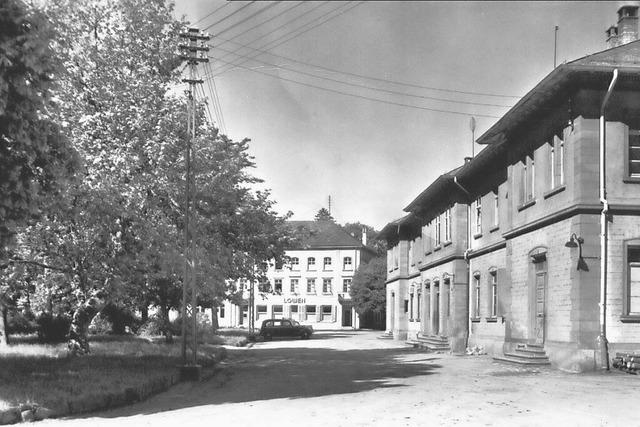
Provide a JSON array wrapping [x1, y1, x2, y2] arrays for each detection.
[[42, 330, 640, 426]]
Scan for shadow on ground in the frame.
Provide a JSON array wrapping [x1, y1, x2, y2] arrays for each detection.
[[80, 343, 439, 419]]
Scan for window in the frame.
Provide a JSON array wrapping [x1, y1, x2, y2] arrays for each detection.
[[219, 306, 225, 318], [422, 224, 432, 254], [321, 305, 332, 321], [444, 209, 452, 242], [445, 277, 451, 317], [257, 305, 267, 315], [409, 240, 415, 266], [274, 278, 282, 293], [473, 273, 481, 318], [323, 257, 332, 269], [404, 299, 409, 313], [343, 256, 353, 270], [627, 129, 640, 179], [393, 246, 399, 269], [290, 257, 299, 270], [291, 305, 299, 314], [322, 278, 332, 294], [343, 278, 352, 293], [626, 245, 640, 318], [305, 305, 316, 320], [409, 289, 414, 320], [307, 257, 316, 270], [550, 135, 565, 188], [416, 291, 421, 321], [435, 215, 442, 246], [475, 198, 482, 235], [519, 154, 535, 205], [273, 305, 283, 317], [489, 270, 497, 318], [493, 190, 499, 228], [306, 278, 316, 294], [290, 278, 299, 293]]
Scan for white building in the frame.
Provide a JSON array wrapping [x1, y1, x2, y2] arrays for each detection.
[[216, 220, 376, 330]]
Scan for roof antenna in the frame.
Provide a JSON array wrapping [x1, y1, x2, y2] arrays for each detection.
[[554, 25, 559, 68], [469, 117, 476, 158]]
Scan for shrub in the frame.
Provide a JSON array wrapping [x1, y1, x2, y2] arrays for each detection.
[[36, 313, 71, 343], [7, 310, 38, 335], [88, 313, 113, 335]]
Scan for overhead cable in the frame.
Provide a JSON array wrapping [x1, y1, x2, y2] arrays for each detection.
[[208, 56, 502, 119]]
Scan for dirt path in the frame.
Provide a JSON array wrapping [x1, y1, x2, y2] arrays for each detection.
[[41, 331, 640, 426]]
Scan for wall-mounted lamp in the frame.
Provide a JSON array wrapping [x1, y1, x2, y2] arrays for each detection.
[[565, 233, 589, 271]]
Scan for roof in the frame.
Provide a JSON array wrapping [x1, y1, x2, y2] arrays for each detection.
[[376, 214, 421, 242], [403, 165, 466, 214], [477, 40, 640, 146], [286, 220, 365, 250]]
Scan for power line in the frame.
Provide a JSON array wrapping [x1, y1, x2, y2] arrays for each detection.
[[208, 56, 502, 119], [215, 2, 282, 38], [214, 2, 360, 77], [193, 2, 230, 26], [211, 1, 328, 71], [204, 62, 227, 134], [204, 1, 256, 31], [214, 36, 523, 100], [216, 2, 305, 48], [211, 45, 513, 108]]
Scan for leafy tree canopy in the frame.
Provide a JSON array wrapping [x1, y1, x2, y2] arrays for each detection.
[[349, 256, 386, 315], [314, 207, 334, 222]]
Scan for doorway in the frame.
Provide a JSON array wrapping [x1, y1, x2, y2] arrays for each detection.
[[433, 282, 440, 335], [530, 249, 547, 345], [342, 306, 352, 327]]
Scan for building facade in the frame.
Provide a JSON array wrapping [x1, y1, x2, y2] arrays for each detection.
[[379, 6, 640, 371], [216, 220, 375, 330]]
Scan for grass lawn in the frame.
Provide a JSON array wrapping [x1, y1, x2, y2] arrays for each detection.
[[0, 332, 241, 412]]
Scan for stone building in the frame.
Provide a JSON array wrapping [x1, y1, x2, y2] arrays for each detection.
[[379, 6, 640, 371], [216, 220, 375, 330]]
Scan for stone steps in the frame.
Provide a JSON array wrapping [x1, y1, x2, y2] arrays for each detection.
[[493, 343, 551, 366], [378, 331, 394, 340], [414, 334, 451, 352]]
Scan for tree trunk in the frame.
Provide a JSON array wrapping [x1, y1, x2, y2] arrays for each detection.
[[211, 307, 219, 331], [67, 296, 102, 355], [0, 303, 8, 347], [159, 304, 173, 344]]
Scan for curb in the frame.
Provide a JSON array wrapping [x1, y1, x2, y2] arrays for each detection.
[[0, 348, 227, 425]]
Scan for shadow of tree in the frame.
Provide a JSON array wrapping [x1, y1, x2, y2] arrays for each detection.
[[82, 344, 440, 419]]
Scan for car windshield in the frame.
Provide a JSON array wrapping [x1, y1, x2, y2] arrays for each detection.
[[291, 320, 300, 326]]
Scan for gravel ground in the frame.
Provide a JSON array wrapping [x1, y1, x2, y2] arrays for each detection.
[[41, 330, 640, 427]]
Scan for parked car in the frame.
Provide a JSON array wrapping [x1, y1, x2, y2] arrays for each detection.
[[259, 318, 313, 340]]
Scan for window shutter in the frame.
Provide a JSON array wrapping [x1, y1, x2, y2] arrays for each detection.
[[331, 305, 337, 322], [496, 268, 508, 317]]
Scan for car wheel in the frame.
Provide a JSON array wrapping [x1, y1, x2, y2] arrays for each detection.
[[300, 332, 310, 340]]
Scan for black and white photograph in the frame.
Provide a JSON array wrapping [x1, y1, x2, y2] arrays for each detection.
[[2, 1, 640, 425]]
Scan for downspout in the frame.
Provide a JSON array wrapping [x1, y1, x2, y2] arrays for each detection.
[[453, 176, 473, 349], [597, 68, 618, 371]]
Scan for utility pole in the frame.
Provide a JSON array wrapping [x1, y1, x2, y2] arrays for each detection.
[[178, 27, 209, 381], [554, 25, 559, 68]]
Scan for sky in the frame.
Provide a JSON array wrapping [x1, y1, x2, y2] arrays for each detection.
[[170, 1, 627, 231]]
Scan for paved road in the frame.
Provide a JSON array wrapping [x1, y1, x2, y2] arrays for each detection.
[[42, 330, 640, 426]]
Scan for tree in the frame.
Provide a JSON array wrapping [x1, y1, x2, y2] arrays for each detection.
[[0, 0, 76, 346], [314, 208, 334, 222], [6, 0, 292, 353], [342, 222, 385, 255], [349, 257, 386, 315]]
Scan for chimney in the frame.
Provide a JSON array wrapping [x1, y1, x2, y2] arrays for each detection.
[[616, 5, 639, 45], [361, 227, 367, 246], [464, 156, 473, 164], [606, 25, 619, 48]]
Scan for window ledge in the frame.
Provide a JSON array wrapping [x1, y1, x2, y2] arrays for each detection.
[[424, 250, 432, 256], [623, 176, 640, 184], [517, 199, 536, 212], [620, 315, 640, 323], [433, 245, 442, 252], [473, 232, 483, 240], [485, 317, 498, 323], [543, 185, 566, 199], [443, 240, 452, 247], [470, 317, 481, 323], [489, 225, 499, 233]]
